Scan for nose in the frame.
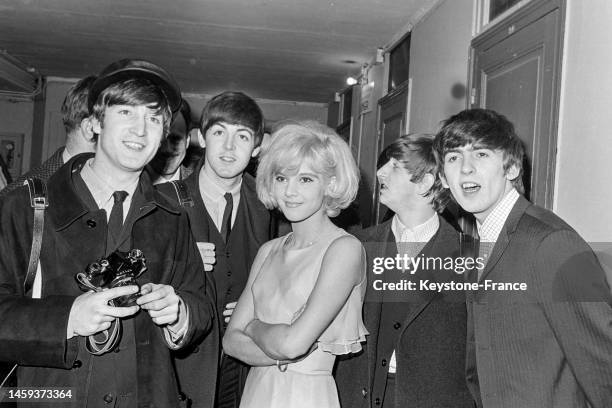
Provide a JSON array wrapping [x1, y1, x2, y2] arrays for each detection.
[[461, 155, 475, 174], [284, 178, 298, 197], [131, 112, 147, 137], [224, 132, 235, 150]]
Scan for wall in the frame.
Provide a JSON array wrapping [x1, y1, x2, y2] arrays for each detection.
[[41, 79, 75, 160], [554, 0, 612, 242], [408, 0, 473, 134], [0, 95, 34, 175]]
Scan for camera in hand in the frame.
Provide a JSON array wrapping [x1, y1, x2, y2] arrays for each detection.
[[76, 249, 147, 307]]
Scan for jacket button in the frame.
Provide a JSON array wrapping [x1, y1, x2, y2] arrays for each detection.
[[114, 347, 121, 353], [381, 359, 387, 367], [226, 270, 232, 277], [375, 397, 381, 405], [103, 393, 114, 404], [86, 219, 96, 228], [72, 360, 82, 369], [178, 392, 187, 401], [225, 251, 231, 257], [393, 322, 401, 329], [361, 388, 368, 398], [193, 346, 200, 354]]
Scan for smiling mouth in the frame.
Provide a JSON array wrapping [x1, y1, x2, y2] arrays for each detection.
[[123, 141, 145, 151], [219, 156, 236, 163], [284, 202, 302, 208], [462, 182, 481, 193]]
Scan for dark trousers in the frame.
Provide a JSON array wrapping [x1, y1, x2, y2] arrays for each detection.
[[216, 355, 243, 408]]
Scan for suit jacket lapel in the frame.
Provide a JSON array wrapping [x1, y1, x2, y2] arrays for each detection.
[[399, 217, 455, 331], [479, 196, 530, 281]]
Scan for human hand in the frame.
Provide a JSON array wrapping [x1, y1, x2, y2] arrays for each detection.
[[223, 301, 238, 324], [197, 242, 216, 272], [137, 283, 181, 326], [67, 286, 140, 338]]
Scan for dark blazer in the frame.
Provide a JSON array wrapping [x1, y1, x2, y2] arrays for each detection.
[[336, 216, 473, 408], [0, 154, 213, 407], [157, 160, 273, 408], [466, 196, 612, 408], [0, 146, 64, 199]]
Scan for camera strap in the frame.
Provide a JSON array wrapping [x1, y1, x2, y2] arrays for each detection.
[[170, 180, 194, 207], [24, 177, 48, 295]]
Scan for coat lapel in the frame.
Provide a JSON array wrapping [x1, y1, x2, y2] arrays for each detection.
[[398, 217, 456, 331], [479, 196, 530, 282]]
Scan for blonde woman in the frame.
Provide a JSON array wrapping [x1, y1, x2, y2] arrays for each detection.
[[223, 121, 367, 408]]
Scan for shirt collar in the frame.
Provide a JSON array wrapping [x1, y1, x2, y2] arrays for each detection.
[[391, 212, 439, 243], [199, 167, 242, 201], [79, 158, 139, 208], [477, 188, 520, 243]]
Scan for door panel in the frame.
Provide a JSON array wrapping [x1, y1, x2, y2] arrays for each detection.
[[374, 83, 408, 223], [471, 0, 563, 208]]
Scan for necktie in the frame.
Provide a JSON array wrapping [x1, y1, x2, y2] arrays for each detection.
[[220, 192, 233, 243], [107, 190, 128, 250]]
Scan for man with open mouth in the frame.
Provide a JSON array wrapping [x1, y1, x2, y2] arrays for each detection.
[[434, 108, 612, 408]]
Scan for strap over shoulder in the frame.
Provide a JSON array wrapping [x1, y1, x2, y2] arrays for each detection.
[[23, 177, 48, 295], [170, 179, 194, 208]]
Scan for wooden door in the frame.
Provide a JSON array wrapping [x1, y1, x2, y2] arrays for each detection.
[[470, 0, 564, 208], [373, 82, 408, 223]]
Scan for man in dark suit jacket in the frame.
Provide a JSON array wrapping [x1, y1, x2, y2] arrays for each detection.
[[336, 134, 473, 408], [434, 108, 612, 408], [0, 75, 97, 199], [157, 92, 275, 408]]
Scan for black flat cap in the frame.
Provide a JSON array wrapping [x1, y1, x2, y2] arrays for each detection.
[[88, 59, 181, 113]]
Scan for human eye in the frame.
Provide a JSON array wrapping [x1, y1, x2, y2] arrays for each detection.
[[117, 108, 132, 116], [445, 153, 459, 163], [475, 150, 490, 158], [274, 174, 286, 183], [149, 115, 162, 125], [238, 132, 252, 142], [299, 176, 314, 183]]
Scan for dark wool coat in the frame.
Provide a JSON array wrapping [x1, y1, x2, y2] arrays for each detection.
[[335, 216, 474, 408], [0, 154, 214, 408]]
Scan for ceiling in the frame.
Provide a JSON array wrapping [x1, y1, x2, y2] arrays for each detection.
[[0, 0, 436, 103]]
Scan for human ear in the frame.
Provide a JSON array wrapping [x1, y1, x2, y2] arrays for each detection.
[[418, 173, 435, 195], [326, 176, 337, 195], [439, 172, 449, 188], [505, 163, 520, 181], [91, 117, 102, 135], [80, 117, 96, 142], [197, 129, 206, 148]]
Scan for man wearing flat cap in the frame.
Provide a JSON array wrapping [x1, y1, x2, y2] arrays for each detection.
[[0, 59, 214, 407]]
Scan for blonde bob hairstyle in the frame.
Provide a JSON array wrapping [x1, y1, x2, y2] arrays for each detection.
[[257, 120, 359, 217]]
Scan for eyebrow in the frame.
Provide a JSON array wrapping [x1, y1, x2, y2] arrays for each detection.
[[214, 123, 254, 133], [297, 172, 320, 178]]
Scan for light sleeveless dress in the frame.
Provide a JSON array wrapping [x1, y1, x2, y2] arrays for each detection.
[[239, 227, 368, 408]]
